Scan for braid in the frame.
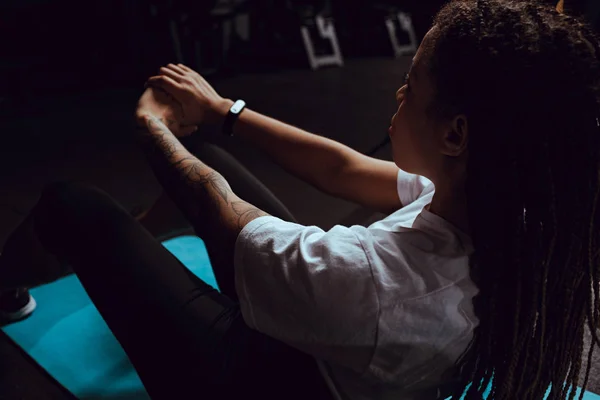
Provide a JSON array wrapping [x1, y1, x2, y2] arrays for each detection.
[[525, 138, 556, 398], [581, 170, 600, 393], [425, 1, 600, 398]]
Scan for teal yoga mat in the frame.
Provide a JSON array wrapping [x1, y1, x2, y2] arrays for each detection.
[[2, 235, 600, 400], [444, 383, 600, 400], [3, 235, 216, 400]]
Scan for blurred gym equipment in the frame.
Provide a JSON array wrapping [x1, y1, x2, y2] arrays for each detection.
[[146, 0, 250, 76], [300, 12, 344, 70], [239, 0, 343, 70], [331, 1, 418, 58], [384, 10, 418, 58]]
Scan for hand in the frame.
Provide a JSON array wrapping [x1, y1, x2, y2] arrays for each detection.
[[135, 85, 198, 137], [146, 63, 233, 127]]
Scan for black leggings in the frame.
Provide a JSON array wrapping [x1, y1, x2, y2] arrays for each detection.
[[0, 143, 332, 399]]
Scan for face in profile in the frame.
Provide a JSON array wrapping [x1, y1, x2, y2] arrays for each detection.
[[389, 29, 445, 178]]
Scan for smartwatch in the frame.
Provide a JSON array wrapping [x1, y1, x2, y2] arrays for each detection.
[[222, 100, 246, 137]]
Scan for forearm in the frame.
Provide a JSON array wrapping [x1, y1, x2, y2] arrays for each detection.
[[135, 115, 268, 241], [224, 100, 352, 194]]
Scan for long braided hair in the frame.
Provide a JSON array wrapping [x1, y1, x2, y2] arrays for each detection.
[[424, 1, 600, 398]]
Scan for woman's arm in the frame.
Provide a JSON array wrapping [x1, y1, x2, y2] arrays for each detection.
[[136, 115, 269, 238], [229, 103, 352, 194], [228, 104, 401, 214], [147, 64, 402, 216], [139, 105, 402, 223]]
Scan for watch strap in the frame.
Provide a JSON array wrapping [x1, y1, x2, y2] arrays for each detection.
[[223, 100, 246, 137]]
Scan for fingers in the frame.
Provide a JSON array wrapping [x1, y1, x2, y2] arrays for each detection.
[[166, 63, 187, 76], [151, 63, 210, 99], [146, 75, 184, 97], [171, 63, 205, 86], [160, 63, 201, 87], [159, 66, 184, 82], [177, 63, 194, 73]]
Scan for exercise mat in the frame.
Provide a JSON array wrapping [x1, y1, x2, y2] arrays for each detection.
[[3, 236, 600, 399], [3, 235, 215, 400]]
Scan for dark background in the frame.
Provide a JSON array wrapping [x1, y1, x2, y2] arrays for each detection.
[[1, 0, 597, 102], [0, 0, 599, 398], [0, 0, 449, 98]]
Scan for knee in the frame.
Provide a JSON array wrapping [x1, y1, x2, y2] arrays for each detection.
[[32, 182, 133, 259], [40, 181, 93, 204], [36, 182, 93, 218], [43, 180, 124, 211], [34, 182, 118, 239]]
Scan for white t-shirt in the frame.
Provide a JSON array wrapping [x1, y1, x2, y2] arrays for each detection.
[[234, 169, 479, 400]]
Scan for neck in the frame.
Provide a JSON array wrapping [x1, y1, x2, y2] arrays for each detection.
[[428, 177, 470, 235]]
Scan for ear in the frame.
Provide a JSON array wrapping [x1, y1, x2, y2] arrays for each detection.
[[440, 114, 468, 157]]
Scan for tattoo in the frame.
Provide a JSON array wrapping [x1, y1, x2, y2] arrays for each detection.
[[208, 172, 230, 202], [232, 201, 270, 229], [136, 115, 269, 234]]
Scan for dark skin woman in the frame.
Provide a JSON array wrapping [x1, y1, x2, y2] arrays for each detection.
[[0, 0, 598, 399], [396, 0, 600, 398]]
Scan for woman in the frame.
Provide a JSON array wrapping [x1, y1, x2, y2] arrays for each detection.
[[416, 0, 600, 398], [1, 0, 599, 399]]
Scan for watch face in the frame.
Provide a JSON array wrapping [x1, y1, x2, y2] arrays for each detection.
[[231, 100, 246, 114]]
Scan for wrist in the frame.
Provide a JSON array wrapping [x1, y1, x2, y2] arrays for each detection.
[[216, 99, 235, 123], [135, 113, 167, 133]]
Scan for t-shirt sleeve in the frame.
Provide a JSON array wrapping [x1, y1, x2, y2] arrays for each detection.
[[397, 169, 434, 206], [234, 216, 379, 370]]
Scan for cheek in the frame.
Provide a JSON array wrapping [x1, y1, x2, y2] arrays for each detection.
[[391, 104, 431, 173], [393, 103, 415, 146], [391, 107, 418, 166]]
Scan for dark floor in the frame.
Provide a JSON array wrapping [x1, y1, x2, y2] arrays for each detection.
[[1, 57, 599, 398]]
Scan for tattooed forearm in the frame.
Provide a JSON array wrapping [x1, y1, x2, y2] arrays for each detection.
[[201, 171, 230, 203], [231, 201, 270, 229], [135, 115, 269, 235], [174, 161, 229, 202]]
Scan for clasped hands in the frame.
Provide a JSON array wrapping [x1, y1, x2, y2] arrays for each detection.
[[135, 63, 233, 137]]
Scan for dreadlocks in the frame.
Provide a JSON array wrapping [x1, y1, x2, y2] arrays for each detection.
[[424, 1, 600, 399]]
